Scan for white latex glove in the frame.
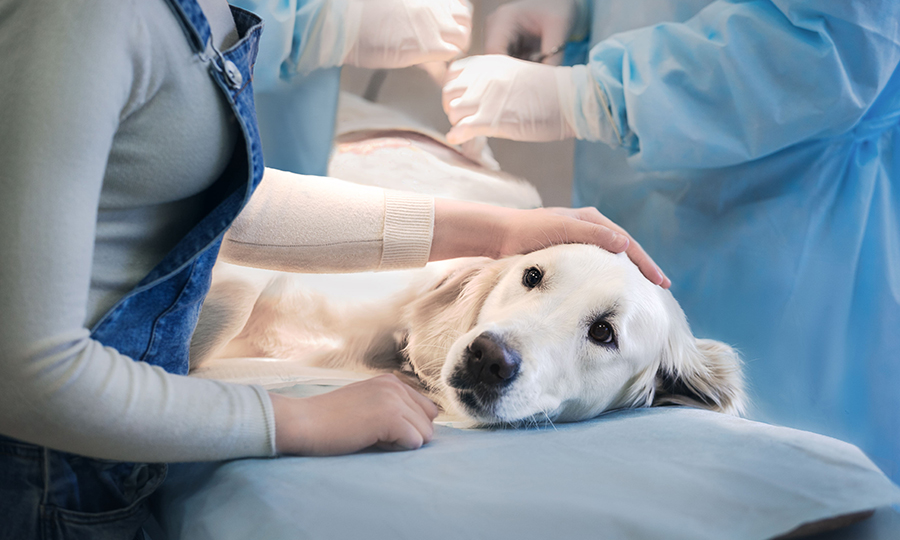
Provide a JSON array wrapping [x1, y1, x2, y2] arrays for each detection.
[[443, 55, 619, 145], [442, 55, 570, 144], [342, 0, 472, 69], [484, 0, 584, 65]]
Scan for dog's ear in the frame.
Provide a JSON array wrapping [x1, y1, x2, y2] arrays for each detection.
[[402, 257, 515, 385], [406, 258, 509, 333], [653, 338, 746, 416]]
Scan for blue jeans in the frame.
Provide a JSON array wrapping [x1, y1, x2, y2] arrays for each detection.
[[0, 435, 166, 540]]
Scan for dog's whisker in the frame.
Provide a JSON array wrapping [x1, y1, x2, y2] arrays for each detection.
[[538, 230, 551, 250], [541, 409, 558, 432]]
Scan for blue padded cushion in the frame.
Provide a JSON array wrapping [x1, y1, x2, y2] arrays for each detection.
[[154, 384, 900, 540]]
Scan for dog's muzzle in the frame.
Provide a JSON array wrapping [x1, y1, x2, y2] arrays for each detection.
[[447, 332, 521, 417]]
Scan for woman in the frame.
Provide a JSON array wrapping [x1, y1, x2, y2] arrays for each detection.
[[0, 0, 663, 537]]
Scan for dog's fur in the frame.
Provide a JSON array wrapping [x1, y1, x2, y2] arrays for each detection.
[[192, 244, 745, 424]]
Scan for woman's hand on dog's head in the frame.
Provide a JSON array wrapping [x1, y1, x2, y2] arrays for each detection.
[[542, 206, 671, 289], [430, 199, 670, 289], [270, 374, 439, 456]]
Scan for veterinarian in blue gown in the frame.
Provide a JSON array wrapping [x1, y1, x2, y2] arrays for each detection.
[[231, 0, 472, 175], [442, 0, 900, 482]]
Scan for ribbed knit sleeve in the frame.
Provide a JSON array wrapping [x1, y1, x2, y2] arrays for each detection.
[[220, 168, 434, 272]]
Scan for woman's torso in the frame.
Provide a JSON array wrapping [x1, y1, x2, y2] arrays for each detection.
[[87, 0, 242, 326]]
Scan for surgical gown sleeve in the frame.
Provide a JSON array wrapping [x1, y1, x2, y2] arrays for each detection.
[[230, 0, 348, 90], [579, 0, 900, 169]]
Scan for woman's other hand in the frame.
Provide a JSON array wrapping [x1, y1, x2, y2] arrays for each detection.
[[271, 374, 439, 456]]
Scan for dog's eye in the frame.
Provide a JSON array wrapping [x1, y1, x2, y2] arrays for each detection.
[[522, 266, 543, 289], [588, 320, 615, 345]]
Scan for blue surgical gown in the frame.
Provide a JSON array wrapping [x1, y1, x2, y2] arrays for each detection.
[[570, 0, 900, 482], [231, 0, 341, 175]]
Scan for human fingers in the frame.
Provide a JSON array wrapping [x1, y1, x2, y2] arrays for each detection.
[[443, 57, 518, 140], [373, 418, 426, 451], [449, 0, 473, 36], [549, 207, 670, 288], [401, 381, 440, 420], [437, 1, 472, 56], [443, 68, 487, 142], [573, 207, 669, 287], [556, 217, 630, 254], [443, 55, 474, 84], [411, 0, 468, 62], [372, 375, 436, 445], [446, 115, 491, 145], [496, 210, 629, 258], [399, 405, 435, 447], [369, 406, 432, 452], [419, 43, 464, 65], [445, 92, 480, 126], [441, 57, 479, 112], [391, 381, 438, 442], [626, 241, 671, 288], [442, 76, 465, 119], [546, 219, 668, 288]]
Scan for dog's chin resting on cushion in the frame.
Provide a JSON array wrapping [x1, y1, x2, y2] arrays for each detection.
[[191, 244, 746, 424]]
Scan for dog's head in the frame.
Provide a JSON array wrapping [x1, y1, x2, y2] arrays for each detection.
[[403, 244, 745, 425]]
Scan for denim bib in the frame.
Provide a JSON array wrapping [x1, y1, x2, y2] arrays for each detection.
[[91, 3, 265, 374], [0, 1, 265, 539]]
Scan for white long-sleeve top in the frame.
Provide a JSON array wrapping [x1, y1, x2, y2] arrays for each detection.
[[0, 0, 433, 462]]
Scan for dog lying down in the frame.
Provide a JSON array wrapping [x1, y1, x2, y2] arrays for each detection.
[[191, 244, 746, 425]]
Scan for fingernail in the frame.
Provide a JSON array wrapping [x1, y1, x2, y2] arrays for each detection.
[[657, 270, 671, 288], [611, 233, 628, 251]]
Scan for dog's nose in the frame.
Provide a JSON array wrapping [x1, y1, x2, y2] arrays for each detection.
[[464, 332, 521, 387]]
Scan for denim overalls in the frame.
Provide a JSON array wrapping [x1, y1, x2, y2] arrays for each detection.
[[0, 1, 265, 538]]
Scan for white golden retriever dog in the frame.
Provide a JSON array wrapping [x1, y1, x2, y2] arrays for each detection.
[[191, 92, 744, 424], [192, 243, 745, 425]]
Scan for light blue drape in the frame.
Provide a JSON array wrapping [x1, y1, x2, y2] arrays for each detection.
[[570, 0, 900, 481]]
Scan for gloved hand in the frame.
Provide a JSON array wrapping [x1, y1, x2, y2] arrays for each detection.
[[256, 0, 472, 81], [484, 0, 585, 65], [343, 0, 472, 69], [442, 55, 571, 144], [442, 55, 619, 145]]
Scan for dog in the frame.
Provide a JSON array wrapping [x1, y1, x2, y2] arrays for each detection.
[[191, 243, 745, 425], [191, 92, 744, 424]]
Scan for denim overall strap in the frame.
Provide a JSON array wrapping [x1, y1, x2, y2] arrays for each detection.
[[0, 3, 265, 540], [90, 1, 265, 375]]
